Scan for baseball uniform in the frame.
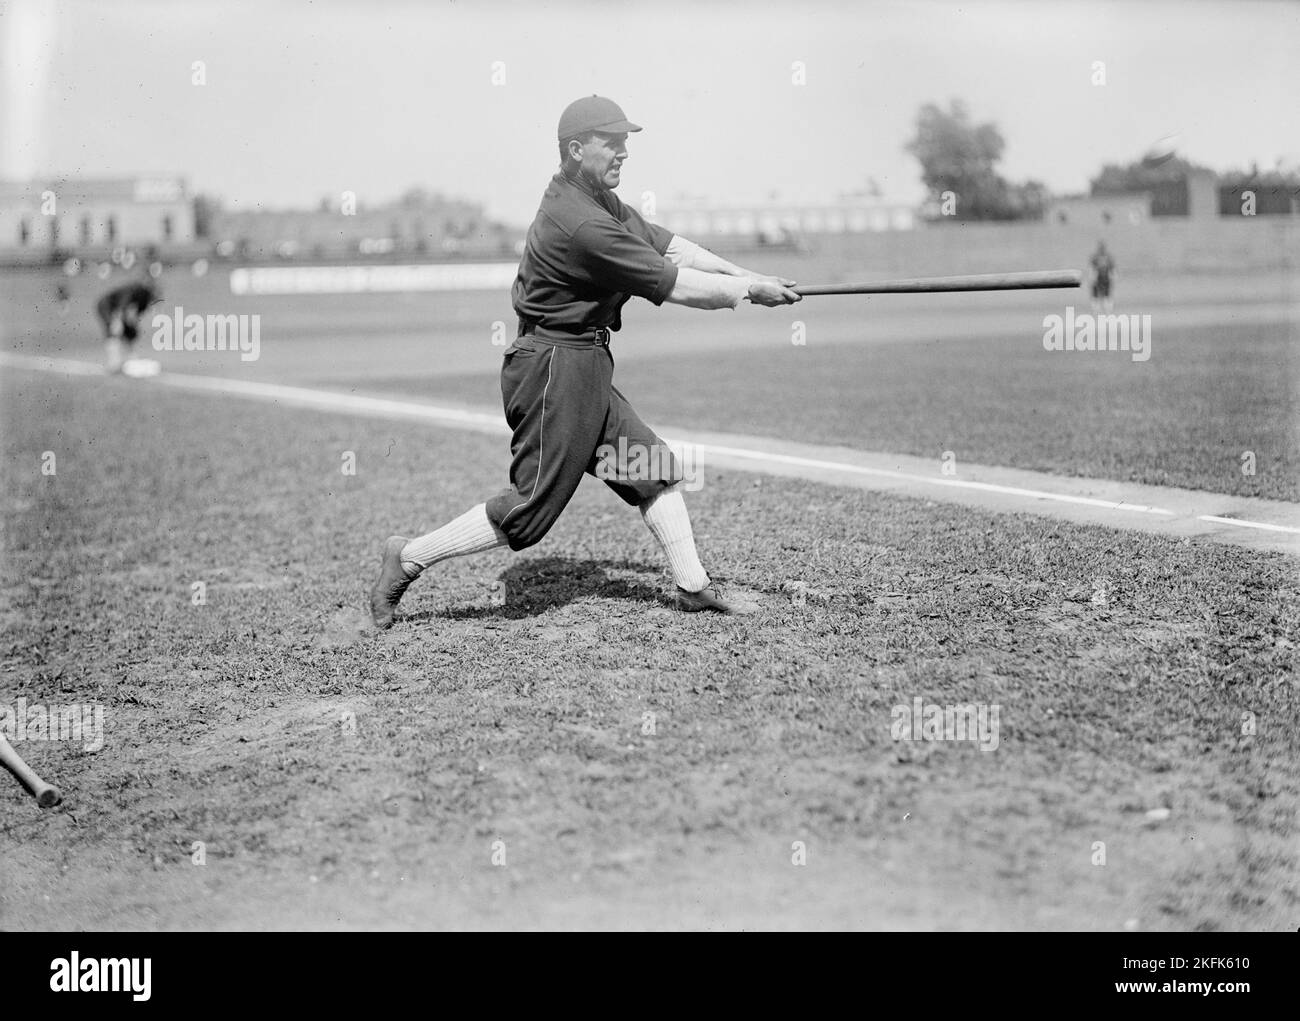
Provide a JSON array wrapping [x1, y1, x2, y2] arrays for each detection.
[[368, 95, 798, 628], [96, 281, 158, 342], [486, 167, 685, 550]]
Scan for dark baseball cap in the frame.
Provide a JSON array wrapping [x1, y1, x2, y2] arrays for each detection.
[[557, 95, 642, 140]]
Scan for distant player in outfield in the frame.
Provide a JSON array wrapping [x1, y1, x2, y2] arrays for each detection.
[[370, 95, 802, 628], [1089, 241, 1115, 313], [95, 277, 162, 373]]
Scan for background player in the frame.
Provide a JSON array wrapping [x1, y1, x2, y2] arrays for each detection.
[[95, 276, 162, 373], [1089, 241, 1115, 312], [371, 95, 802, 628]]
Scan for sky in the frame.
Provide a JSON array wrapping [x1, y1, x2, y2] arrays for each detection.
[[2, 0, 1297, 226]]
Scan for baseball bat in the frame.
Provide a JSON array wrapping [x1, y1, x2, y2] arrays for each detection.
[[0, 733, 62, 807], [793, 270, 1082, 296]]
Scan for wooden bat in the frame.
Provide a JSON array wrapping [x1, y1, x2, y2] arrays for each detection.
[[793, 270, 1082, 296], [0, 733, 62, 807]]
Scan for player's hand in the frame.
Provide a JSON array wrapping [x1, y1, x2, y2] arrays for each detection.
[[745, 279, 802, 306], [753, 273, 797, 288]]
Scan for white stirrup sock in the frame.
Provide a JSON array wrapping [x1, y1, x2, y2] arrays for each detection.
[[400, 504, 509, 577], [640, 485, 710, 593], [104, 338, 127, 373]]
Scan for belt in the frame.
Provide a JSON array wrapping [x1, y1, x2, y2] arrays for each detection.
[[519, 320, 611, 348]]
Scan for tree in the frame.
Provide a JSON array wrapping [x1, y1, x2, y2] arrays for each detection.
[[1007, 179, 1049, 221], [906, 100, 1029, 220]]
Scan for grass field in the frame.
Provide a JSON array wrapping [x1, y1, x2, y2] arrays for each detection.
[[5, 263, 1295, 499], [1, 259, 1297, 930], [1, 368, 1297, 929], [404, 316, 1300, 502]]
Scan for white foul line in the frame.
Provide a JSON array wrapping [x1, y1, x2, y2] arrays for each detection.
[[1197, 515, 1300, 534], [155, 368, 507, 431], [0, 353, 107, 377], [4, 351, 1299, 537], [0, 353, 507, 430], [666, 438, 1177, 516]]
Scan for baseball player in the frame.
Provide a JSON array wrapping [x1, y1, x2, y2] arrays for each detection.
[[1089, 241, 1115, 313], [370, 95, 801, 629], [95, 277, 163, 373]]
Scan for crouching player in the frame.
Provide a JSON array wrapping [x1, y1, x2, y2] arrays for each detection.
[[95, 278, 162, 373]]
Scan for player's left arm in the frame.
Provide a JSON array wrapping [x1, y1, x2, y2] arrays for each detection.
[[611, 197, 795, 287], [666, 235, 795, 288]]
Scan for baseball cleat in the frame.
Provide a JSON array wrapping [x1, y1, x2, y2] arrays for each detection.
[[369, 535, 415, 629], [674, 584, 760, 616]]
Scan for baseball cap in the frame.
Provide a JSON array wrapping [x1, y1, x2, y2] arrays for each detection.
[[557, 95, 642, 140]]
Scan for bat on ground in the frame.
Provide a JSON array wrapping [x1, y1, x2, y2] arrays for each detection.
[[793, 270, 1082, 296], [0, 733, 62, 807]]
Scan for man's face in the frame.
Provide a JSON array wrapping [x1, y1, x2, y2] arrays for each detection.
[[577, 132, 628, 190]]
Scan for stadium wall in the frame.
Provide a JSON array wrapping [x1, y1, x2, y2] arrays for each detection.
[[769, 217, 1298, 277]]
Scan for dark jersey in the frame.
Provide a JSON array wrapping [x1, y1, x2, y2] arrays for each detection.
[[512, 170, 678, 334], [96, 282, 158, 322], [1090, 251, 1115, 283]]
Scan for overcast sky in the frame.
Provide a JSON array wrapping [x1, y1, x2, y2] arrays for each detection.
[[2, 0, 1296, 225]]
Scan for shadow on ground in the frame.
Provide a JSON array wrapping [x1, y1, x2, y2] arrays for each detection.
[[411, 556, 671, 623]]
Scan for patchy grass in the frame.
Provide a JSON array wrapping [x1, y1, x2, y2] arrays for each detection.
[[1, 372, 1296, 930], [393, 317, 1300, 502], [4, 266, 1294, 501]]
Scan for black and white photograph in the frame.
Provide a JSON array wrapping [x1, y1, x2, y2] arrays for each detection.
[[1, 0, 1297, 949]]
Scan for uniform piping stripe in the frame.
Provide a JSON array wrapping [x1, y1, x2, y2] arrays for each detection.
[[500, 345, 556, 529]]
